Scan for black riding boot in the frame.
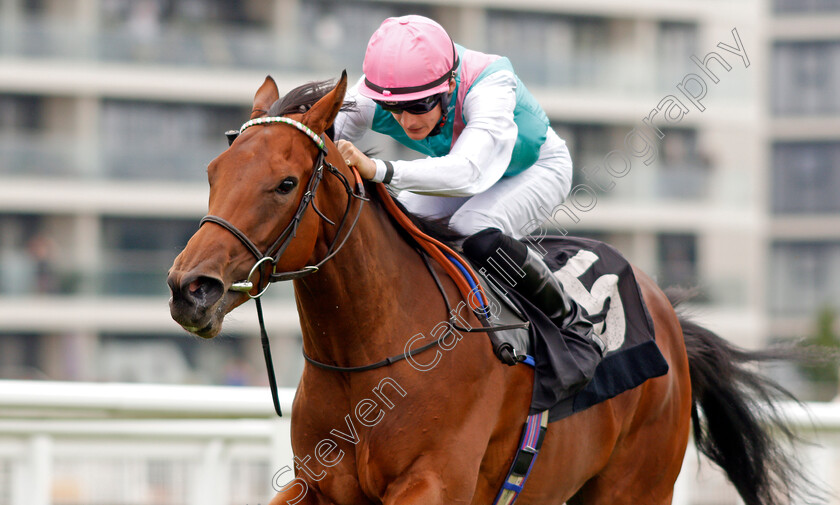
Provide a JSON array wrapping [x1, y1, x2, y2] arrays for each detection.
[[463, 228, 606, 356]]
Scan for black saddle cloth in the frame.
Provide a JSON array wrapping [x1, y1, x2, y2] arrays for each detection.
[[480, 236, 669, 422]]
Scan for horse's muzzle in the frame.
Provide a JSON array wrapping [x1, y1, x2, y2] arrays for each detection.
[[167, 271, 226, 337]]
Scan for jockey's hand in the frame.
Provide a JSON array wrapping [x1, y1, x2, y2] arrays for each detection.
[[337, 140, 376, 180]]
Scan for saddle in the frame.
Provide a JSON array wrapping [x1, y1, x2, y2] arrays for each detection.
[[467, 236, 669, 422]]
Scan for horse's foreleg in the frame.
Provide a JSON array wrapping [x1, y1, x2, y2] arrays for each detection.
[[384, 465, 495, 505], [381, 470, 448, 505], [267, 480, 337, 505], [382, 454, 487, 505]]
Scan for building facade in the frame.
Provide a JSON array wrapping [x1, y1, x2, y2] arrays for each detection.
[[3, 1, 840, 504], [766, 0, 840, 401], [0, 0, 769, 386]]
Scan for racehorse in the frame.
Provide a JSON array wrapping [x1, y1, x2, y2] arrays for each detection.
[[167, 73, 812, 505]]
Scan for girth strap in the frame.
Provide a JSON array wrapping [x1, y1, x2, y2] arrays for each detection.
[[492, 410, 549, 505]]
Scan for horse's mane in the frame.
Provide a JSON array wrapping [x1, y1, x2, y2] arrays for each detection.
[[268, 79, 341, 115], [267, 79, 354, 140], [268, 79, 465, 247]]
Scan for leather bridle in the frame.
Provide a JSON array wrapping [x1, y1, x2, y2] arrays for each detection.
[[201, 116, 368, 299]]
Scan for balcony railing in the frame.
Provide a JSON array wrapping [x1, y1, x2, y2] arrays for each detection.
[[1, 19, 277, 70], [574, 161, 753, 207], [0, 18, 749, 99], [0, 133, 83, 178], [0, 134, 224, 181]]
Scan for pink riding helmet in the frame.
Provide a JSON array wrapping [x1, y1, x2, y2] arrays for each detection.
[[359, 15, 459, 102]]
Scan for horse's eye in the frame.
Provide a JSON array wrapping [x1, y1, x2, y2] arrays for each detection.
[[276, 177, 298, 194]]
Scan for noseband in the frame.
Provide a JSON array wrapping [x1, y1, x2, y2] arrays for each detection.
[[200, 116, 367, 298]]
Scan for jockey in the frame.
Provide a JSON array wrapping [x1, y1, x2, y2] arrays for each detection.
[[335, 15, 604, 387]]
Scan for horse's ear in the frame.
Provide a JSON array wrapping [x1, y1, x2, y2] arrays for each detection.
[[302, 71, 348, 134], [251, 76, 279, 119]]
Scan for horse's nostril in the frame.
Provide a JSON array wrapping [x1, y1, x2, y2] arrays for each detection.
[[189, 280, 204, 295], [182, 275, 225, 307]]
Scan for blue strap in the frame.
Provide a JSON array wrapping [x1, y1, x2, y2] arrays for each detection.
[[491, 411, 549, 505], [446, 253, 479, 297], [445, 253, 492, 318], [502, 482, 523, 493]]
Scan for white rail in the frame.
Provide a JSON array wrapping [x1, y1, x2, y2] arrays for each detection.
[[0, 381, 295, 505], [0, 381, 838, 505]]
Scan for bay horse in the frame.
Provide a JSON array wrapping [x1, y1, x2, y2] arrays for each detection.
[[168, 73, 812, 505]]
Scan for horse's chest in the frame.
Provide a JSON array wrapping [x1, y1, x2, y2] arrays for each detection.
[[293, 384, 412, 501]]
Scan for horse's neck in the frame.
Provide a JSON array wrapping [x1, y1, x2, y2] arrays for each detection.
[[293, 191, 433, 367]]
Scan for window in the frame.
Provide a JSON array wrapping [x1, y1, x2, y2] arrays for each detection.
[[100, 100, 247, 181], [0, 214, 65, 295], [0, 332, 41, 380], [101, 217, 198, 295], [775, 0, 840, 14], [99, 0, 274, 66], [657, 233, 698, 288], [656, 23, 698, 92], [101, 0, 271, 26], [0, 94, 43, 132], [772, 142, 840, 213], [554, 122, 628, 195], [572, 18, 610, 88], [486, 11, 603, 87], [487, 11, 559, 86], [299, 0, 433, 73], [658, 128, 709, 199], [661, 128, 700, 166], [772, 42, 840, 116], [554, 122, 610, 168], [770, 242, 840, 315], [0, 95, 65, 176]]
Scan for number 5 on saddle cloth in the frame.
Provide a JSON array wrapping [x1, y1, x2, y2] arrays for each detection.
[[466, 235, 669, 421]]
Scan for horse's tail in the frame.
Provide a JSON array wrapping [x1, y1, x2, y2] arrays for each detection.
[[670, 291, 821, 505]]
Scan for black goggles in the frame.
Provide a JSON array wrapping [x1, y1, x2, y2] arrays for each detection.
[[374, 93, 444, 115]]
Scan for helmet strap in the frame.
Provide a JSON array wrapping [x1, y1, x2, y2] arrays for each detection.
[[427, 90, 454, 137], [428, 115, 446, 137]]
